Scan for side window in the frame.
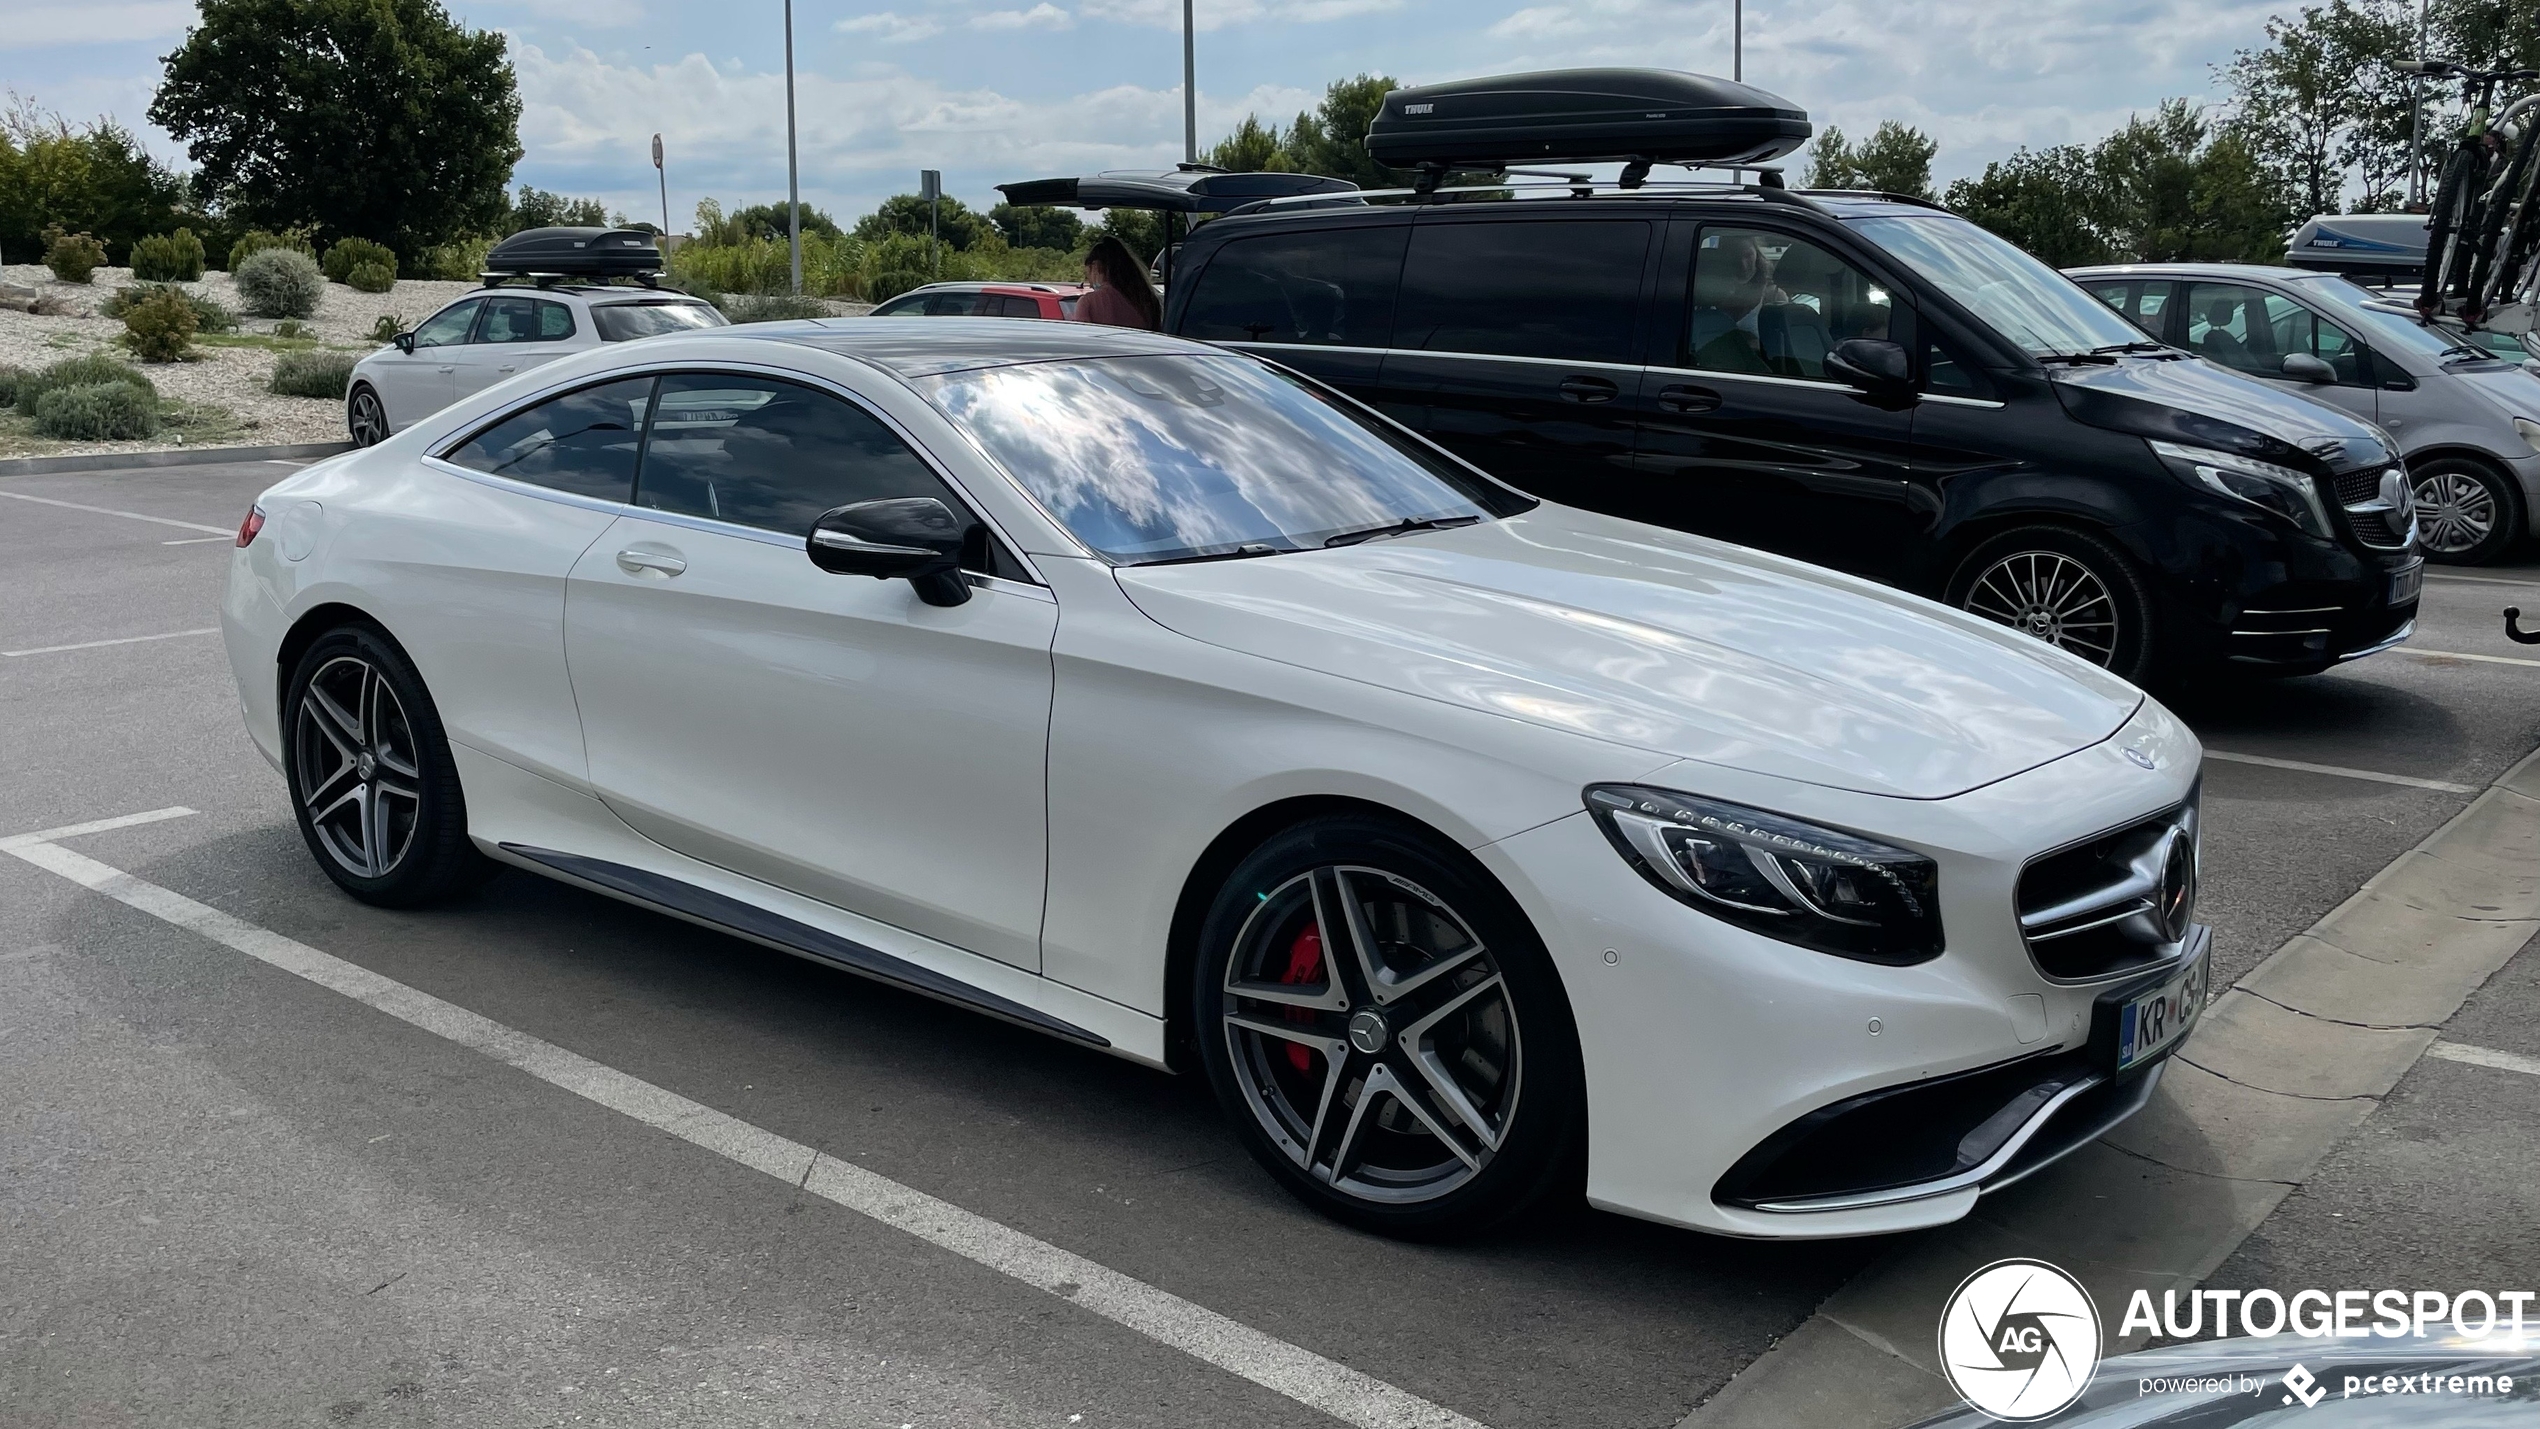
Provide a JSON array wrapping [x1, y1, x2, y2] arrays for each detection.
[[1394, 220, 1649, 362], [411, 299, 481, 350], [446, 377, 654, 500], [2086, 280, 2173, 338], [870, 294, 924, 317], [476, 295, 535, 344], [2183, 283, 2276, 377], [1179, 224, 1409, 348], [924, 291, 984, 316], [1688, 227, 1894, 381], [1925, 339, 1986, 396], [2262, 293, 2364, 383], [635, 373, 967, 537], [536, 300, 576, 340]]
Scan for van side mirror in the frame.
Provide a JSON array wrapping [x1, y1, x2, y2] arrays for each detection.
[[806, 497, 975, 607], [392, 332, 416, 354], [1825, 338, 1913, 395], [2281, 352, 2336, 383]]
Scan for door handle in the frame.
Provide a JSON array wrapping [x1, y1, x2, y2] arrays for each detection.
[[615, 548, 687, 578], [1558, 375, 1620, 403], [1657, 384, 1723, 413], [497, 364, 517, 374]]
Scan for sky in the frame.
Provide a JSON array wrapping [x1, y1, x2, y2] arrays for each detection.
[[6, 0, 2300, 232]]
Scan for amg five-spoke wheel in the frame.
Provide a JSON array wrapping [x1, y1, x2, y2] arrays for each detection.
[[283, 625, 488, 906], [1194, 817, 1581, 1237]]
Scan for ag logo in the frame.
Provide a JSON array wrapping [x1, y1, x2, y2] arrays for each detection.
[[1937, 1258, 2102, 1421]]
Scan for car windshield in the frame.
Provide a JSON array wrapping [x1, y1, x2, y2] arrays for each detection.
[[920, 353, 1526, 564], [2291, 275, 2493, 362], [590, 302, 726, 342], [1848, 214, 2150, 357]]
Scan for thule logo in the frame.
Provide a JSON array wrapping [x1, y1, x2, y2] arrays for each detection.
[[1404, 102, 1434, 115]]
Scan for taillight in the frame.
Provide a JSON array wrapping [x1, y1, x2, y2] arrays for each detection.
[[236, 504, 266, 547]]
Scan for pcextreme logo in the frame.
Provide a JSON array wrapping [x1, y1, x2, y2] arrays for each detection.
[[1938, 1258, 2104, 1422]]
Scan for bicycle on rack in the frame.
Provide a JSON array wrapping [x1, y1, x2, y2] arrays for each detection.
[[2401, 58, 2540, 331]]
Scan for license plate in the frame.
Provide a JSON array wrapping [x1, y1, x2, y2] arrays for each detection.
[[2116, 945, 2209, 1073], [2389, 563, 2423, 605]]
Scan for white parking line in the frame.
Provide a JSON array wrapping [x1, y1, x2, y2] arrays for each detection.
[[2, 628, 221, 658], [2396, 646, 2540, 670], [162, 536, 233, 546], [0, 813, 1484, 1429], [2202, 750, 2479, 795], [0, 490, 231, 535], [2426, 1040, 2540, 1079], [2423, 571, 2540, 591]]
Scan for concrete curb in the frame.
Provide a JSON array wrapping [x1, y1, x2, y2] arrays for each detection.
[[1680, 745, 2540, 1429], [0, 441, 354, 477]]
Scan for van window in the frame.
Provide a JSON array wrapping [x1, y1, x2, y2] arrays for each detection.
[[1393, 219, 1651, 363], [1687, 227, 1893, 381], [1179, 225, 1408, 348]]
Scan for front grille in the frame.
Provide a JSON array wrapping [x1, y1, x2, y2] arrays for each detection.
[[2015, 789, 2199, 981], [2332, 467, 2381, 505], [2336, 465, 2415, 548]]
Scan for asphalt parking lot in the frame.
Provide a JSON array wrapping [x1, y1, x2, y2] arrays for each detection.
[[6, 456, 2538, 1429]]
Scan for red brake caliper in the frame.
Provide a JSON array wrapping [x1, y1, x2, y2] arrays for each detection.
[[1278, 925, 1324, 1074]]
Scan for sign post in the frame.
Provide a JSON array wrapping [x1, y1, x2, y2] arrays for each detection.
[[921, 169, 942, 278], [651, 134, 670, 254]]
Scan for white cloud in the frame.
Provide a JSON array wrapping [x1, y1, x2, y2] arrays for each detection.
[[2, 2, 193, 51], [835, 11, 944, 44], [1079, 0, 1400, 31], [970, 3, 1073, 30]]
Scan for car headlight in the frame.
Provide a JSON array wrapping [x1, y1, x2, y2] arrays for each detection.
[[1584, 785, 1943, 965], [2149, 439, 2334, 539], [2514, 416, 2540, 455]]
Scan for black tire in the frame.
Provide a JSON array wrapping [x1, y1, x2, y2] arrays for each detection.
[[281, 624, 489, 906], [1190, 814, 1584, 1239], [1946, 524, 2159, 684], [2411, 455, 2526, 565], [347, 384, 389, 448]]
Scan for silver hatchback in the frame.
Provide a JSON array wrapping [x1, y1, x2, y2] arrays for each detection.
[[2072, 263, 2540, 563]]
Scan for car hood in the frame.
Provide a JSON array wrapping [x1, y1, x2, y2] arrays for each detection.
[[2050, 354, 2396, 473], [1113, 507, 2142, 800], [2444, 359, 2540, 422]]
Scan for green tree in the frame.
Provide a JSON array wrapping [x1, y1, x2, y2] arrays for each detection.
[[2431, 0, 2540, 70], [150, 0, 522, 255], [1805, 121, 1939, 199], [727, 201, 841, 243], [509, 185, 609, 231], [1279, 75, 1410, 188], [2092, 101, 2289, 261], [989, 202, 1084, 251], [1945, 145, 2113, 267], [0, 100, 188, 264], [1206, 115, 1293, 172], [854, 193, 992, 251], [2226, 1, 2419, 215], [1093, 210, 1164, 264]]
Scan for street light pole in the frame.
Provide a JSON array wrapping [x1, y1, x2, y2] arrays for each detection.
[[1182, 0, 1197, 164], [1733, 0, 1743, 83], [2410, 0, 2429, 205], [652, 133, 671, 251], [784, 0, 802, 295]]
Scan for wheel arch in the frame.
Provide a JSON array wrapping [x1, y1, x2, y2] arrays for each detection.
[[275, 601, 398, 711]]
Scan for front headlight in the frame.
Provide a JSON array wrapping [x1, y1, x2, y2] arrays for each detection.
[[2149, 439, 2334, 539], [2513, 416, 2540, 455], [1584, 785, 1943, 965]]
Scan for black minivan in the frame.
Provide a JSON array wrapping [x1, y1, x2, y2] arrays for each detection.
[[1106, 79, 2425, 684]]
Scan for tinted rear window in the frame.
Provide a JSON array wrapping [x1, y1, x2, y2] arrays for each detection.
[[591, 302, 726, 341], [1392, 219, 1651, 364], [1179, 224, 1407, 348]]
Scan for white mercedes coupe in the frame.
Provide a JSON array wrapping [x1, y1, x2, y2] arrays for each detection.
[[223, 319, 2210, 1239]]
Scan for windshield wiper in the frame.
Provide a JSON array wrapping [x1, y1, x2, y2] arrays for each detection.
[[2034, 350, 2120, 366], [1321, 514, 1483, 548], [2091, 341, 2172, 356], [1133, 542, 1289, 567]]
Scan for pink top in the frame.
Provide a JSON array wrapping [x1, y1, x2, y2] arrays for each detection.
[[1071, 282, 1157, 330]]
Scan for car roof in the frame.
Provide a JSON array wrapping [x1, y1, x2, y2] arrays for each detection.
[[1194, 185, 1942, 234], [673, 316, 1211, 377], [468, 283, 713, 305], [2065, 262, 2322, 282], [888, 281, 1090, 296]]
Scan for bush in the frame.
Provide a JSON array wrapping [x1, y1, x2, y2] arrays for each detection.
[[130, 228, 208, 282], [866, 268, 931, 304], [346, 260, 396, 293], [417, 238, 490, 281], [32, 382, 161, 440], [103, 283, 236, 333], [717, 292, 830, 323], [42, 226, 109, 283], [0, 366, 24, 408], [13, 353, 156, 414], [234, 247, 325, 318], [269, 349, 358, 399], [227, 228, 316, 273], [119, 286, 200, 362], [368, 312, 407, 343], [323, 237, 399, 284], [273, 319, 312, 339]]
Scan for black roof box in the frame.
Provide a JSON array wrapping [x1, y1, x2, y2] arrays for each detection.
[[996, 168, 1359, 214], [484, 226, 664, 278], [2284, 213, 2427, 278], [1365, 68, 1809, 171]]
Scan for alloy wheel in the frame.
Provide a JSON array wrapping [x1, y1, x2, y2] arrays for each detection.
[[1962, 550, 2121, 666], [1219, 865, 1520, 1205], [292, 654, 422, 879], [348, 389, 388, 447], [2413, 469, 2498, 556]]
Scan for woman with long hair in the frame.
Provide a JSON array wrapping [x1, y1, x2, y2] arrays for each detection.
[[1072, 235, 1162, 331]]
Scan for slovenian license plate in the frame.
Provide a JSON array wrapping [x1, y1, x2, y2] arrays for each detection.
[[2116, 945, 2209, 1073], [2389, 562, 2423, 605]]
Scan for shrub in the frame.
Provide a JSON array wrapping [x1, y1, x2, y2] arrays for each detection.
[[672, 237, 795, 296], [119, 286, 201, 362], [718, 292, 829, 323], [323, 237, 399, 284], [269, 349, 359, 399], [274, 319, 312, 339], [866, 268, 931, 304], [13, 353, 156, 414], [0, 366, 24, 408], [32, 382, 161, 440], [235, 247, 325, 318], [103, 284, 237, 333], [130, 228, 208, 282], [227, 227, 315, 273], [418, 238, 490, 281], [42, 226, 109, 284], [368, 312, 407, 343], [346, 260, 397, 294]]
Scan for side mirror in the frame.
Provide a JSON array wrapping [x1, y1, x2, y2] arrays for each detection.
[[2281, 352, 2337, 383], [806, 497, 974, 607], [392, 332, 415, 354], [1824, 338, 1914, 395]]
